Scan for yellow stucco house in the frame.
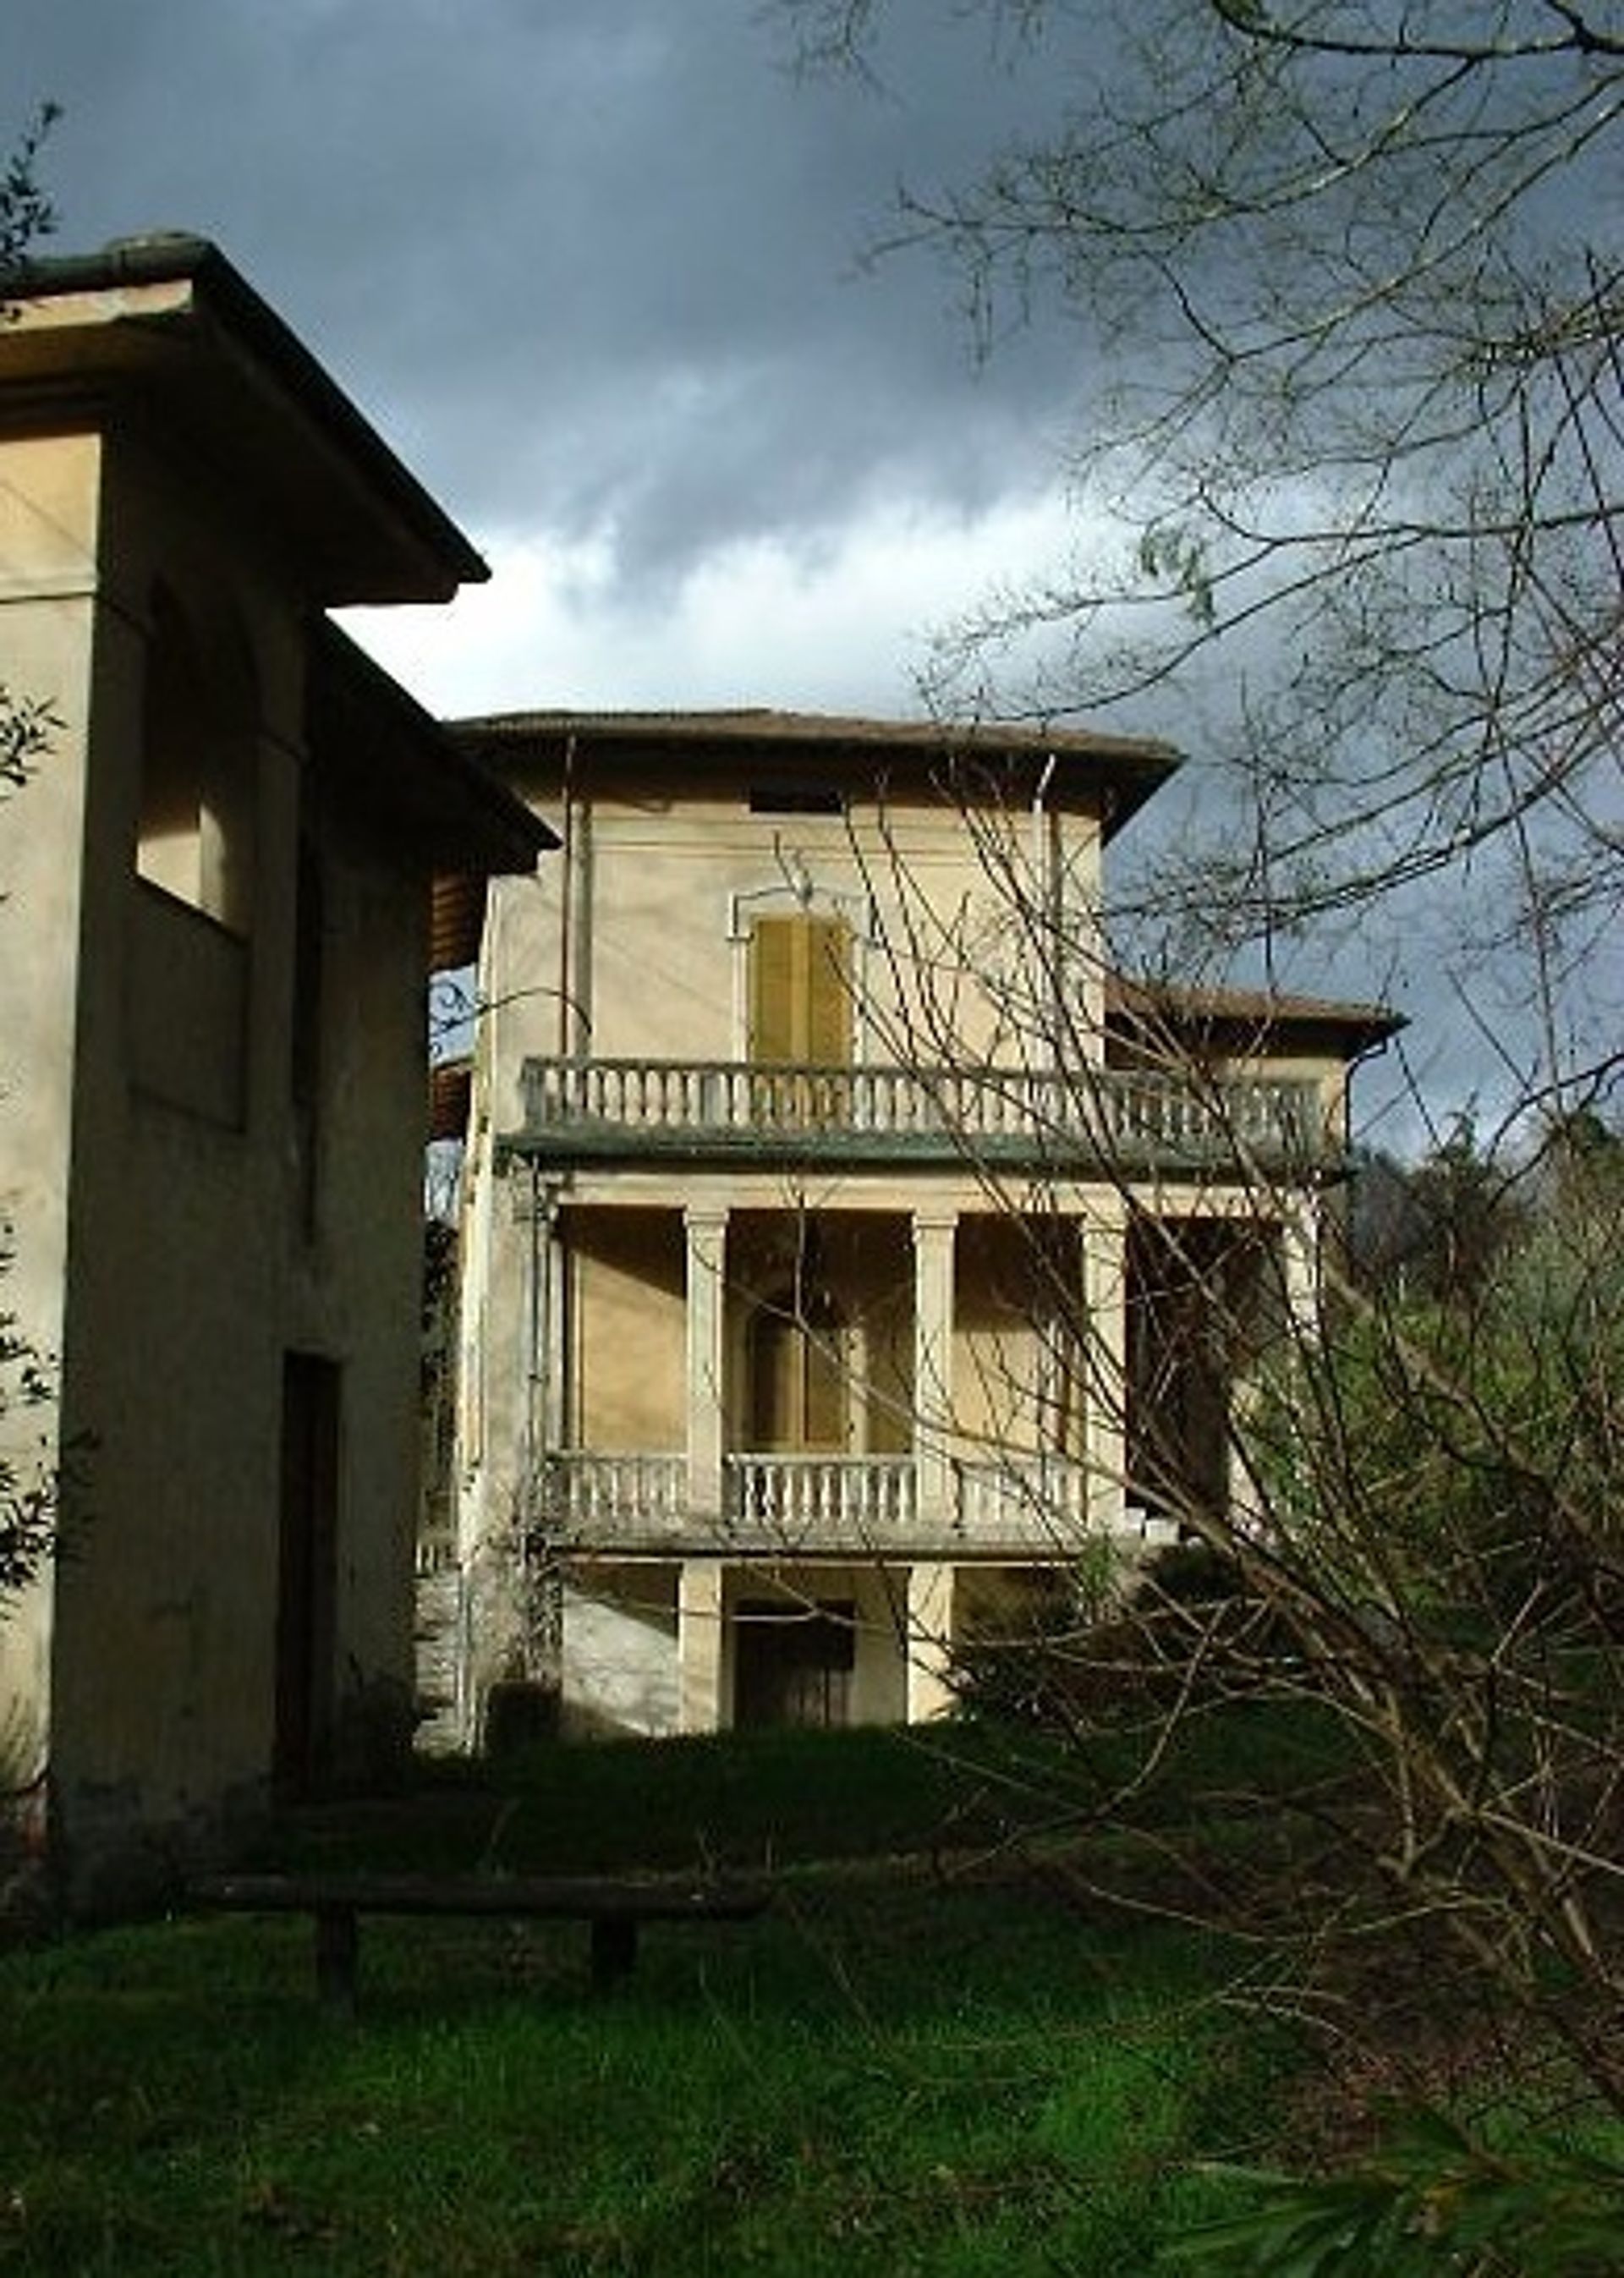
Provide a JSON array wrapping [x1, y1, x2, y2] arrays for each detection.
[[442, 711, 1397, 1743], [0, 236, 547, 1898]]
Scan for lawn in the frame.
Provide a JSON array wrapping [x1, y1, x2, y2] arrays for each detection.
[[0, 1718, 1338, 2276]]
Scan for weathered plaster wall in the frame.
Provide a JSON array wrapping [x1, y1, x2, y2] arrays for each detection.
[[561, 1562, 680, 1737], [572, 1210, 685, 1453], [479, 771, 1107, 1081], [0, 428, 102, 1810], [557, 1557, 910, 1738], [3, 416, 431, 1871]]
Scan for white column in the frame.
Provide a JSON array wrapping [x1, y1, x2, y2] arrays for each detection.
[[1224, 1203, 1320, 1541], [678, 1559, 725, 1732], [906, 1562, 957, 1722], [1083, 1199, 1128, 1533], [524, 1180, 565, 1479], [912, 1210, 957, 1531], [1281, 1201, 1322, 1342], [541, 1191, 570, 1466], [684, 1205, 728, 1527]]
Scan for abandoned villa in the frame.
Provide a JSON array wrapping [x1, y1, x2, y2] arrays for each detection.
[[0, 238, 1398, 1891], [429, 711, 1396, 1745]]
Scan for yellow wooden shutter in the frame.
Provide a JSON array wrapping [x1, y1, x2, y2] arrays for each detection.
[[804, 919, 850, 1066], [749, 1297, 847, 1451], [750, 916, 850, 1064], [750, 918, 798, 1062], [748, 1309, 796, 1449]]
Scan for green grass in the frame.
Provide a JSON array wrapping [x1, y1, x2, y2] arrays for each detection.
[[0, 1902, 1251, 2275], [0, 1720, 1326, 2276], [250, 1704, 1355, 1880]]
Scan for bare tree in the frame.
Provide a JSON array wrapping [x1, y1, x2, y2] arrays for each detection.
[[0, 101, 54, 286], [783, 1, 1624, 2154], [844, 760, 1624, 2149], [787, 1, 1623, 1101]]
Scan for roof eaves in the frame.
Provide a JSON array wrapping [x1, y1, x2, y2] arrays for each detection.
[[14, 234, 488, 595], [312, 623, 556, 875], [454, 707, 1181, 832], [1106, 973, 1406, 1050]]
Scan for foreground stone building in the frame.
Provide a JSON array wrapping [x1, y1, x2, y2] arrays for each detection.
[[0, 236, 547, 1893], [444, 711, 1397, 1743]]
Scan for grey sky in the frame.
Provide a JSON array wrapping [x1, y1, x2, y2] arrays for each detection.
[[7, 2, 1551, 1135], [5, 3, 1088, 679]]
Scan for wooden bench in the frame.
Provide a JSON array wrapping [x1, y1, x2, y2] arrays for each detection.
[[190, 1872, 772, 2011]]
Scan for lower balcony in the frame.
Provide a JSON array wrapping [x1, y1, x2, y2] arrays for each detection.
[[535, 1450, 1176, 1559]]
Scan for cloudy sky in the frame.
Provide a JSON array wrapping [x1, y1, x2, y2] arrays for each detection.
[[4, 0, 1098, 723], [4, 1, 1542, 1137]]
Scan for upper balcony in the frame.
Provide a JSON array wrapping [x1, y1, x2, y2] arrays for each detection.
[[503, 1054, 1325, 1175]]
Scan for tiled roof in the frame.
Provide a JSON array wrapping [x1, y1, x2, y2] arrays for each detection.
[[1107, 973, 1403, 1047], [459, 705, 1173, 762], [455, 706, 1179, 833]]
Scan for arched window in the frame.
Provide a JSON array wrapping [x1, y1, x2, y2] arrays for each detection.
[[136, 583, 257, 932]]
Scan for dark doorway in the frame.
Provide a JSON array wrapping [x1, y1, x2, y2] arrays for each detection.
[[733, 1599, 856, 1728], [748, 1284, 847, 1452], [275, 1352, 340, 1795], [1127, 1220, 1268, 1522]]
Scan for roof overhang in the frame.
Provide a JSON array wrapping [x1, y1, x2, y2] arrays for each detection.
[[309, 623, 557, 884], [454, 707, 1181, 839], [1106, 974, 1405, 1062], [3, 234, 487, 603]]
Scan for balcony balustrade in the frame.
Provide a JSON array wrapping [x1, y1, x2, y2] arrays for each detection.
[[728, 1453, 916, 1549], [508, 1055, 1317, 1169], [955, 1456, 1094, 1550], [542, 1452, 690, 1545], [535, 1449, 1173, 1556]]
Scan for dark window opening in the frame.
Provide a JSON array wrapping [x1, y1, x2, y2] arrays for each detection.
[[290, 824, 325, 1235], [136, 583, 258, 933], [748, 783, 845, 815], [748, 1283, 848, 1452]]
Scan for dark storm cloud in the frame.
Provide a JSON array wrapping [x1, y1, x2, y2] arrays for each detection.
[[2, 0, 1085, 587]]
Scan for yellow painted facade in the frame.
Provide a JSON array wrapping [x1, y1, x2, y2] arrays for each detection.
[[0, 239, 542, 1898], [447, 716, 1398, 1743]]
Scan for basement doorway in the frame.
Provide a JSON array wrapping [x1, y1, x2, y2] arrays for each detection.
[[733, 1599, 856, 1729]]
